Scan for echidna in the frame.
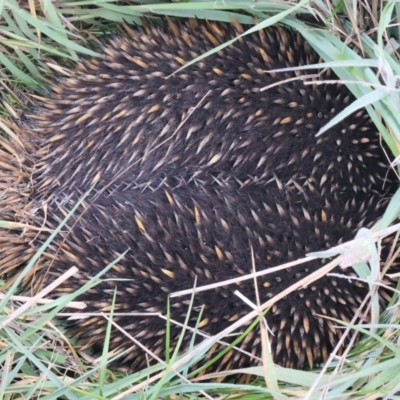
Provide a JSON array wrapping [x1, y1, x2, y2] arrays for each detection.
[[0, 18, 398, 372]]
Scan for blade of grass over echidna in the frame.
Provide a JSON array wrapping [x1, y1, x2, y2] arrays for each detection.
[[0, 293, 85, 309], [150, 282, 209, 399], [268, 58, 380, 71], [170, 255, 318, 298], [152, 9, 255, 24], [80, 9, 142, 24], [165, 296, 172, 367], [247, 246, 278, 391], [97, 289, 118, 397], [317, 90, 388, 136], [189, 310, 267, 379], [168, 0, 309, 75], [177, 303, 207, 380], [154, 297, 178, 394], [373, 187, 400, 231], [128, 1, 254, 13]]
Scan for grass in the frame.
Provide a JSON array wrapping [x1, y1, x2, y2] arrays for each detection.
[[1, 0, 400, 398]]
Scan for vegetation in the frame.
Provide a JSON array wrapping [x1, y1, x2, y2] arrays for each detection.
[[1, 0, 400, 398]]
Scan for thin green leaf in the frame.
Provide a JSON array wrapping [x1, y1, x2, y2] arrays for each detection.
[[317, 88, 388, 136], [0, 51, 37, 86]]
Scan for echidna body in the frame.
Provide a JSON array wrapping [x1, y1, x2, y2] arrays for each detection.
[[0, 19, 397, 372]]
